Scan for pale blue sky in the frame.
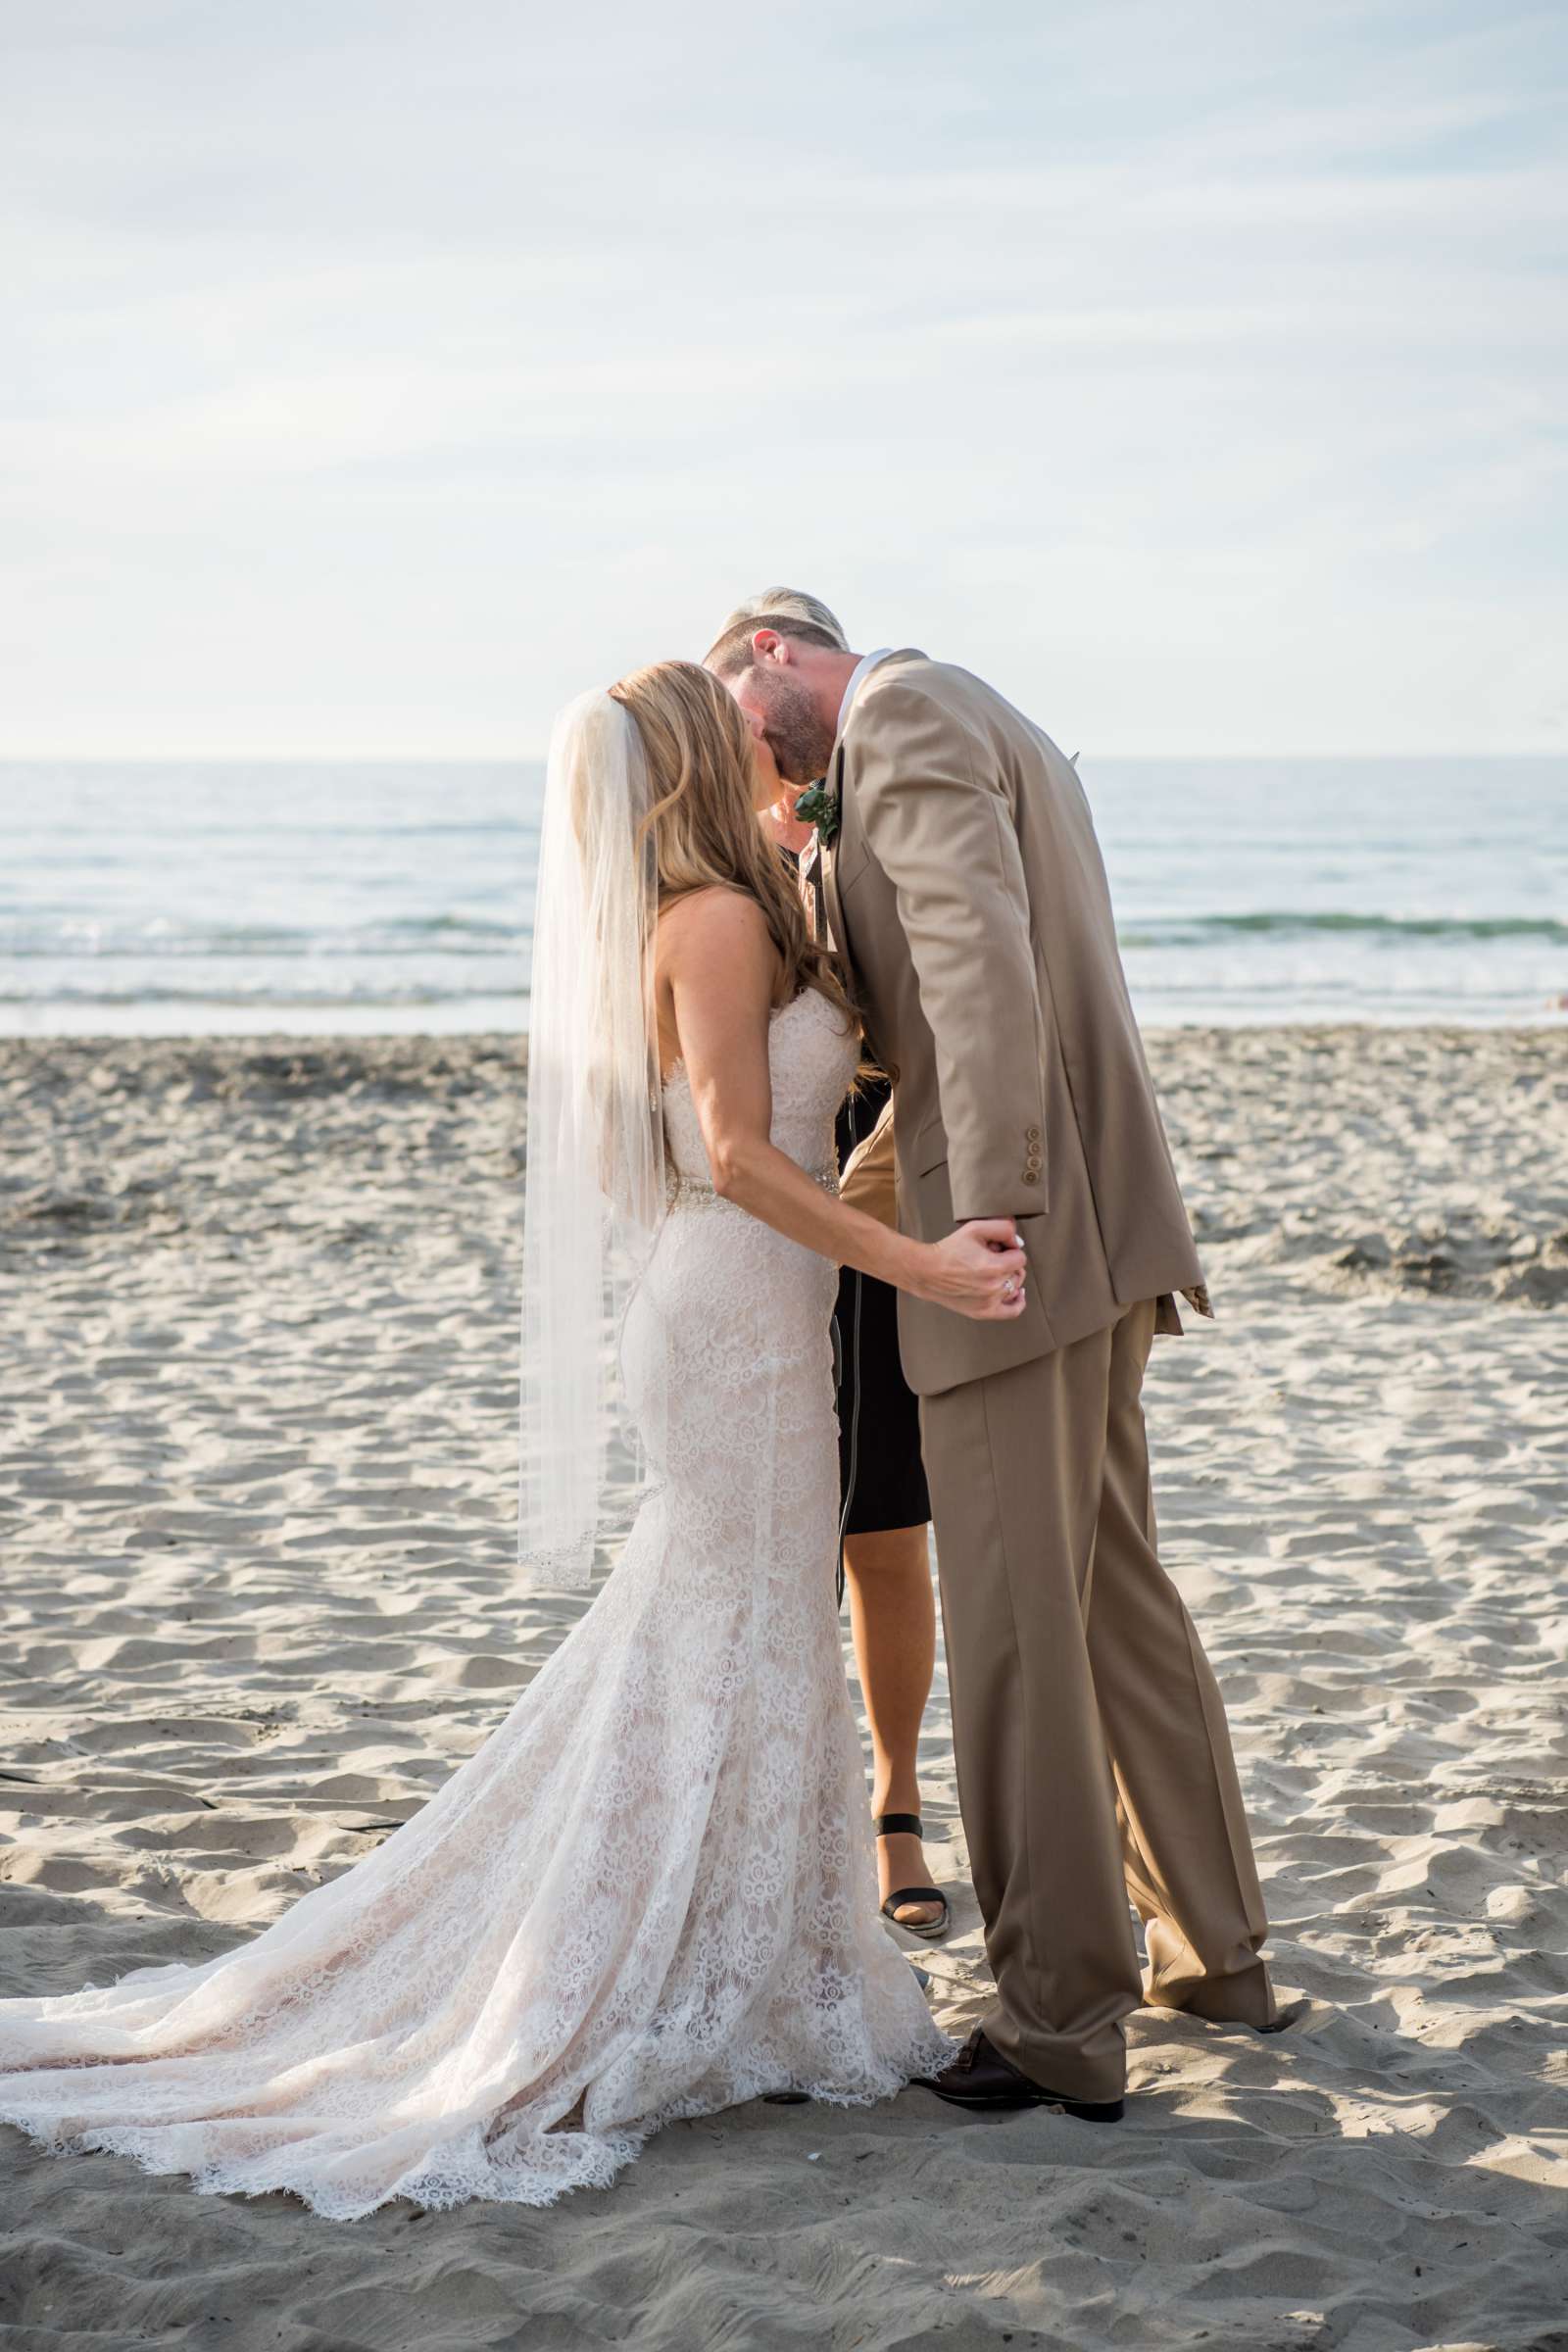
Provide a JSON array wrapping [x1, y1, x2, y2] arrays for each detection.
[[3, 0, 1564, 756]]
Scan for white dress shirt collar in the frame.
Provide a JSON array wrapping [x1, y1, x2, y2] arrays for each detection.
[[836, 647, 895, 744]]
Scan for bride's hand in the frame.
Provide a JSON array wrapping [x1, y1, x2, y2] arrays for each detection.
[[914, 1221, 1029, 1320]]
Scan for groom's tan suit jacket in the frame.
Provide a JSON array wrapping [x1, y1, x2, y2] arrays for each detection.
[[815, 655, 1272, 2100], [822, 651, 1207, 1397]]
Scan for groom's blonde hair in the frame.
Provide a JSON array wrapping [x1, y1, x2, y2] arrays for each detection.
[[715, 587, 849, 648], [704, 587, 849, 678]]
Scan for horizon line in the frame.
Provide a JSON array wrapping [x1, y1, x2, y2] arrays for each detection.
[[2, 747, 1564, 767]]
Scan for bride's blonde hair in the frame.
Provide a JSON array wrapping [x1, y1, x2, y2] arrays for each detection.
[[608, 660, 853, 1022]]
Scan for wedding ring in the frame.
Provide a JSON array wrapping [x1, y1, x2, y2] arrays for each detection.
[[1003, 1278, 1019, 1300]]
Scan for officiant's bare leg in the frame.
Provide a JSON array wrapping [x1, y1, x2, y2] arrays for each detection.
[[844, 1525, 944, 1929], [1085, 1300, 1275, 2026]]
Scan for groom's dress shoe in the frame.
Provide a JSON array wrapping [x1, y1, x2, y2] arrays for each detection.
[[919, 2031, 1124, 2123]]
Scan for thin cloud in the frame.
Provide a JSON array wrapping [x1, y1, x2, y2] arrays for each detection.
[[0, 0, 1563, 756]]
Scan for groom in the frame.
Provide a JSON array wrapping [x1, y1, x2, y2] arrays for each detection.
[[707, 608, 1279, 2119]]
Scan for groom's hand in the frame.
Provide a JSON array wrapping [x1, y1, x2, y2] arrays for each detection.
[[917, 1219, 1029, 1320]]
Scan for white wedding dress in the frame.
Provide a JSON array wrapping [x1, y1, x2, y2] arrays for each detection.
[[0, 987, 952, 2219]]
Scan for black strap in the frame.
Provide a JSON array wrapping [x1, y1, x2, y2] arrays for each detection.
[[883, 1886, 948, 1912], [874, 1812, 923, 1839]]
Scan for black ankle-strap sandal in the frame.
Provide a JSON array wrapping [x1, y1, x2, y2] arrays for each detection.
[[875, 1813, 951, 1940]]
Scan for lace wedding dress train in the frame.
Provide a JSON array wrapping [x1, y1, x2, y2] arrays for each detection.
[[0, 989, 951, 2219]]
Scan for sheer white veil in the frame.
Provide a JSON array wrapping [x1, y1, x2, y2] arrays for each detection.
[[517, 689, 668, 1590]]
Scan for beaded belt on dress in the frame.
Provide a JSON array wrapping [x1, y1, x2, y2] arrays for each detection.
[[666, 1163, 839, 1210]]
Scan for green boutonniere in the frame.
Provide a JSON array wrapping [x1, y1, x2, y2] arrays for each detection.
[[794, 779, 841, 847]]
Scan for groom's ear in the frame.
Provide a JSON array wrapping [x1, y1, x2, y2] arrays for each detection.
[[751, 627, 789, 665]]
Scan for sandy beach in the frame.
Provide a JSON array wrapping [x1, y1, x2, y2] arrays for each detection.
[[2, 1024, 1565, 2351]]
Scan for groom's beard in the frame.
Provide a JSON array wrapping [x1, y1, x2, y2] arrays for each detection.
[[760, 676, 837, 788]]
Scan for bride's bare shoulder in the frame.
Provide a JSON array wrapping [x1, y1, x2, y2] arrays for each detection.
[[654, 892, 785, 1083], [657, 886, 776, 979]]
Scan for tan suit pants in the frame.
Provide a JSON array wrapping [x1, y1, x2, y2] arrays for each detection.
[[919, 1298, 1274, 2102]]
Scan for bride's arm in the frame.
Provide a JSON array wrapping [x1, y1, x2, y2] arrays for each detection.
[[658, 890, 1027, 1324]]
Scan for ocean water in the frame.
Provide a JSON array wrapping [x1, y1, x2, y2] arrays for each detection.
[[1, 758, 1562, 1036]]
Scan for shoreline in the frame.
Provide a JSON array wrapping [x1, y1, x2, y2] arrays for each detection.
[[4, 1004, 1565, 1040]]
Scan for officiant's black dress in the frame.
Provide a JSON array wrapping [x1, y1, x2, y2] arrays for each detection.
[[833, 1072, 931, 1539]]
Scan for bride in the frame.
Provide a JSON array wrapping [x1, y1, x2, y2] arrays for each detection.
[[0, 661, 1028, 2219]]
